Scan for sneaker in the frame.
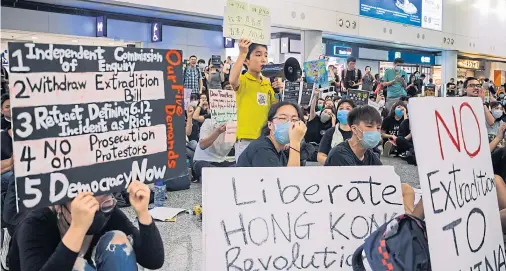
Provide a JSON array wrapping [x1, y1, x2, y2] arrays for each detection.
[[1, 228, 10, 270], [383, 141, 394, 157]]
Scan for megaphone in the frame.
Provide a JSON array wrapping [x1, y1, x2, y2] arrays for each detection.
[[262, 57, 301, 93]]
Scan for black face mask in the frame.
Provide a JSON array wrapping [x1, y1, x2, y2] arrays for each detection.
[[86, 211, 113, 235]]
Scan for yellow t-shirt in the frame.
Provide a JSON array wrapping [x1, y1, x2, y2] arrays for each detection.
[[236, 72, 276, 139]]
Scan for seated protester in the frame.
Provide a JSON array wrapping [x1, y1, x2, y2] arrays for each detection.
[[381, 100, 408, 156], [367, 92, 386, 115], [464, 77, 497, 130], [304, 88, 335, 145], [9, 181, 164, 271], [237, 101, 307, 167], [325, 106, 382, 167], [491, 125, 506, 181], [315, 98, 325, 115], [192, 119, 235, 183], [192, 93, 211, 126], [325, 106, 416, 213], [486, 101, 505, 140], [1, 94, 10, 130], [317, 99, 356, 165]]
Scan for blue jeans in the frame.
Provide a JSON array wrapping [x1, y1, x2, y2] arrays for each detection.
[[72, 231, 137, 271]]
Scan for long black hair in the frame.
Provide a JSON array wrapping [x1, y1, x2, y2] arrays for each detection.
[[260, 101, 304, 137]]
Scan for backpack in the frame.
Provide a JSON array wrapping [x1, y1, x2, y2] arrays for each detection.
[[352, 214, 431, 271]]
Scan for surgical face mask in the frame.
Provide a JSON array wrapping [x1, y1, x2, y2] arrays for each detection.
[[415, 74, 420, 79], [500, 93, 505, 99], [199, 63, 205, 70], [395, 108, 404, 118], [317, 104, 324, 111], [337, 110, 349, 125], [492, 110, 503, 119], [395, 66, 401, 71], [273, 122, 290, 145], [190, 101, 199, 107], [320, 113, 331, 123], [357, 128, 381, 149]]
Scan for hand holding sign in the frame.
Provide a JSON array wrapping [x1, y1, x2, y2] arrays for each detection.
[[69, 192, 99, 234], [128, 180, 151, 224], [238, 38, 252, 55]]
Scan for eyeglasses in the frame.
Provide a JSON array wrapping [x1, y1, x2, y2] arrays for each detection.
[[273, 115, 300, 123], [99, 196, 117, 213], [467, 84, 482, 89]]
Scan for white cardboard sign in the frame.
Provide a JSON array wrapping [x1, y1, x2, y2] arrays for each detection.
[[409, 97, 504, 271], [203, 166, 405, 270]]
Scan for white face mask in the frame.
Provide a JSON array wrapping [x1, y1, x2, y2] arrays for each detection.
[[492, 110, 503, 119], [199, 63, 205, 70], [190, 101, 199, 107]]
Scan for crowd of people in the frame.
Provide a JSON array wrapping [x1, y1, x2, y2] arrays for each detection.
[[0, 38, 505, 270]]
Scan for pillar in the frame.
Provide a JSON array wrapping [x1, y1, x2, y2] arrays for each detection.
[[301, 30, 323, 62], [440, 50, 458, 97]]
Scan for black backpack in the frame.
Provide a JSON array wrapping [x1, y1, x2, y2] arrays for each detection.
[[352, 214, 431, 271]]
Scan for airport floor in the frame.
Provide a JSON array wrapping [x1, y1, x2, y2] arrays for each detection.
[[122, 157, 421, 271]]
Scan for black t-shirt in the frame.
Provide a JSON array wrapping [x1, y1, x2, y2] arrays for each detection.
[[1, 129, 12, 160], [318, 126, 353, 155], [237, 136, 287, 167], [0, 117, 10, 130], [381, 116, 404, 136], [341, 69, 362, 89], [325, 140, 382, 166], [304, 115, 332, 143], [414, 79, 424, 93], [406, 85, 418, 97], [398, 119, 410, 137], [188, 119, 200, 142], [9, 207, 164, 271], [492, 148, 505, 181]]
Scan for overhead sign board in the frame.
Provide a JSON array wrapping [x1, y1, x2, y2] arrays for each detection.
[[457, 59, 482, 70], [360, 0, 442, 31], [388, 51, 435, 65], [96, 16, 107, 37], [151, 22, 162, 42]]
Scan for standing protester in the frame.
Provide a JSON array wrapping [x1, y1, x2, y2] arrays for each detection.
[[9, 181, 164, 271], [340, 57, 362, 95], [446, 78, 456, 97], [223, 56, 233, 82], [183, 55, 203, 96], [406, 75, 419, 97], [382, 58, 407, 111], [206, 59, 224, 90], [413, 72, 425, 95], [229, 38, 280, 161], [236, 102, 306, 167], [361, 66, 374, 92]]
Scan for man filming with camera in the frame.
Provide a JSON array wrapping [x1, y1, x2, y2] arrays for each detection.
[[382, 58, 408, 111], [340, 57, 362, 98]]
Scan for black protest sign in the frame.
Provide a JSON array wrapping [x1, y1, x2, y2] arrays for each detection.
[[300, 82, 313, 105], [282, 81, 301, 104], [203, 166, 405, 270], [347, 89, 369, 106], [211, 55, 221, 67], [8, 42, 186, 211]]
